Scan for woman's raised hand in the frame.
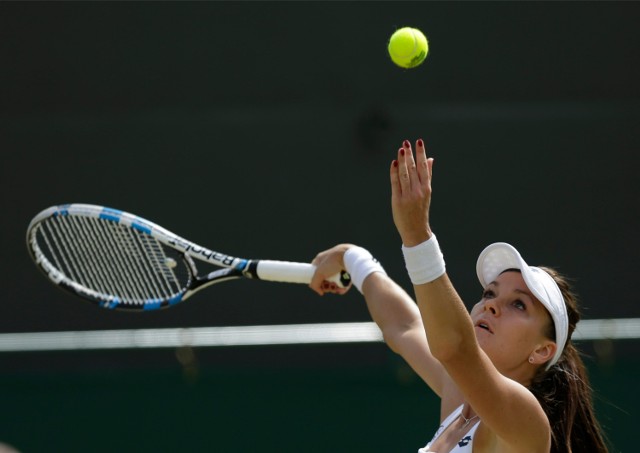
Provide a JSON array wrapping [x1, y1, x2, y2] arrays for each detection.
[[390, 139, 434, 247]]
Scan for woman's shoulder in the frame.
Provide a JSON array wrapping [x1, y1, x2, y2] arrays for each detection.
[[439, 372, 550, 452]]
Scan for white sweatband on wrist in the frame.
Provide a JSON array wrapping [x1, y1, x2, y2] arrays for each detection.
[[343, 246, 386, 294], [401, 235, 446, 285]]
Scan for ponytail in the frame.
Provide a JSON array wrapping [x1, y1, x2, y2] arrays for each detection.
[[530, 267, 609, 453]]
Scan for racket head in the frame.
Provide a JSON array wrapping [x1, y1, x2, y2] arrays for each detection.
[[27, 204, 199, 311]]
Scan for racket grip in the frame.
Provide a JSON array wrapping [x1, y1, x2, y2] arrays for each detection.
[[251, 260, 351, 288]]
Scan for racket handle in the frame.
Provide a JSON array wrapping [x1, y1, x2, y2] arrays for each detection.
[[251, 260, 351, 288]]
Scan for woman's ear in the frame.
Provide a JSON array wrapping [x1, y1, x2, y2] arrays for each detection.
[[530, 341, 557, 365]]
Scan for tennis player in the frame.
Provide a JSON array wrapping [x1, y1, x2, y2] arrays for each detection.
[[310, 139, 608, 452]]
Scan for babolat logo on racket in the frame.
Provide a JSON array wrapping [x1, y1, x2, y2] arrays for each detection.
[[168, 237, 235, 266]]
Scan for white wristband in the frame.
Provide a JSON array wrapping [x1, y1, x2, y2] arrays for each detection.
[[343, 246, 386, 293], [401, 235, 446, 285]]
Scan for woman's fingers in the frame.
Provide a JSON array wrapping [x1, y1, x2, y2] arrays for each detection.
[[415, 138, 431, 187], [397, 145, 411, 194], [390, 158, 400, 198], [390, 138, 434, 246], [309, 245, 352, 296], [309, 254, 327, 296], [392, 139, 430, 195]]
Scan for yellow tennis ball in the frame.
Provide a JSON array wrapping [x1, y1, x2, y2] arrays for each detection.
[[388, 27, 429, 69]]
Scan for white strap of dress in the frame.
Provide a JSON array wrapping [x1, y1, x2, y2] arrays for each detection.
[[418, 405, 465, 452]]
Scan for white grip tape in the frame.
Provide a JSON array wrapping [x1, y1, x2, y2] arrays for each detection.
[[256, 261, 345, 287]]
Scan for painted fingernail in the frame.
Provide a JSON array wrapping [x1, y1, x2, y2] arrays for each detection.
[[417, 138, 424, 147], [400, 148, 405, 156], [403, 140, 410, 148], [393, 160, 398, 167]]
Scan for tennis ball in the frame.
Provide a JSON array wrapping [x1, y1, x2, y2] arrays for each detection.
[[388, 27, 429, 69]]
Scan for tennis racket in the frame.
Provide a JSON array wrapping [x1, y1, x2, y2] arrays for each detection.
[[27, 204, 350, 311]]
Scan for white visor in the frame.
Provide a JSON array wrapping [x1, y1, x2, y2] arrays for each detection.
[[476, 242, 568, 369]]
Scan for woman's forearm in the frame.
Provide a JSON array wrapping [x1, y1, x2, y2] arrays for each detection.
[[413, 275, 477, 364]]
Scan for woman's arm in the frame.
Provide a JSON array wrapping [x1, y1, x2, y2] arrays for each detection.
[[391, 139, 550, 450], [310, 245, 448, 397]]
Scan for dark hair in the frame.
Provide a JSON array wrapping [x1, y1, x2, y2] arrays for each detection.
[[529, 266, 609, 453]]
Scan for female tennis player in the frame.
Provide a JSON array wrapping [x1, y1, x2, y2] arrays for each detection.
[[310, 139, 608, 452]]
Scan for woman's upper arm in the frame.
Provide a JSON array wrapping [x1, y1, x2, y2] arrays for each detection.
[[361, 272, 448, 397]]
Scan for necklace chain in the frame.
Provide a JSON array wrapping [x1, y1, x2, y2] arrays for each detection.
[[460, 411, 479, 429]]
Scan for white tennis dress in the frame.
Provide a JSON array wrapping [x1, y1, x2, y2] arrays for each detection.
[[418, 405, 480, 453]]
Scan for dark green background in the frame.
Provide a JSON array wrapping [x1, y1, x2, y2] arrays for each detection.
[[1, 2, 638, 452], [0, 346, 636, 452]]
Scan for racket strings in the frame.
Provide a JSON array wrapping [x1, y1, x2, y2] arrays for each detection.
[[36, 215, 189, 304], [124, 227, 182, 300], [45, 216, 145, 301], [46, 218, 109, 294], [71, 216, 135, 298], [96, 219, 190, 302], [106, 221, 166, 300], [40, 220, 76, 282], [87, 217, 188, 302], [80, 217, 155, 302], [136, 233, 182, 290]]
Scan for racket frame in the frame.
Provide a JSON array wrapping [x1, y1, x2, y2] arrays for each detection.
[[27, 204, 349, 310]]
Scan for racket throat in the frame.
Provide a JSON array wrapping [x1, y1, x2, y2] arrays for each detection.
[[242, 260, 261, 279], [184, 267, 244, 299]]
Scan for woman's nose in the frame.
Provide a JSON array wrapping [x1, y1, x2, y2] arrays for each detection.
[[484, 298, 500, 316]]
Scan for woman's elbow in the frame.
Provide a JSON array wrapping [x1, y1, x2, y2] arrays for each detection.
[[381, 324, 423, 357], [382, 330, 403, 355]]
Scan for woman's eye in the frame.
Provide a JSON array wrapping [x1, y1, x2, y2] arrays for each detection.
[[482, 290, 494, 299], [514, 300, 526, 310]]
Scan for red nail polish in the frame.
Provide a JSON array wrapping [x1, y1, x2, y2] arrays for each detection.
[[403, 140, 410, 148], [417, 138, 424, 147], [393, 160, 398, 167], [400, 148, 405, 156]]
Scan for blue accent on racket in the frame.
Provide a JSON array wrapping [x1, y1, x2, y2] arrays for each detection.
[[99, 208, 122, 223]]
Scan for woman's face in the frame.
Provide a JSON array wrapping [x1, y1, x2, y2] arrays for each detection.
[[470, 270, 554, 372]]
